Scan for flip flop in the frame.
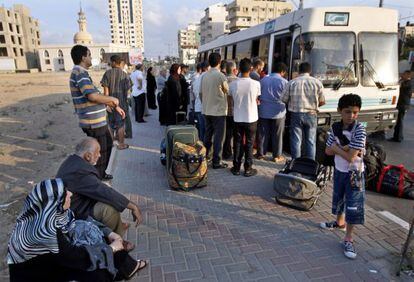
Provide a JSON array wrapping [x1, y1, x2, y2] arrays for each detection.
[[126, 260, 148, 280], [117, 144, 129, 150]]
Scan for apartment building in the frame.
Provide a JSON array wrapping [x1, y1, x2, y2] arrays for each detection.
[[226, 0, 293, 33], [200, 3, 229, 45], [178, 23, 200, 65], [108, 0, 144, 50], [404, 22, 414, 38], [0, 4, 40, 70]]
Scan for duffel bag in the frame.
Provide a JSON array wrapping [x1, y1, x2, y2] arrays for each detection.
[[168, 141, 207, 191], [376, 165, 414, 199]]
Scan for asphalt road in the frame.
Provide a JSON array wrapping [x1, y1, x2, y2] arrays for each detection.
[[365, 107, 414, 223]]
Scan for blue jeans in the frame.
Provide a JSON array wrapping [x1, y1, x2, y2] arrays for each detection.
[[332, 169, 365, 225], [290, 112, 317, 160], [195, 112, 205, 142]]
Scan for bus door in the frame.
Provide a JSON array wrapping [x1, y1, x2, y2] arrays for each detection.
[[269, 33, 292, 77]]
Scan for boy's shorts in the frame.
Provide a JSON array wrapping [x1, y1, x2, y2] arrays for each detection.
[[108, 111, 125, 130], [332, 169, 365, 225]]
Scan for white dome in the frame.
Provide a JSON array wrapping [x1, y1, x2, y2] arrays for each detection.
[[74, 31, 93, 44]]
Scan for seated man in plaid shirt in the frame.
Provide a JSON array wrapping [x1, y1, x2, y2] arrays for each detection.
[[281, 62, 325, 160]]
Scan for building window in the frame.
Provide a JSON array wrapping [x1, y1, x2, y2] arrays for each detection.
[[13, 47, 17, 56], [9, 23, 13, 32], [38, 40, 40, 45], [30, 28, 33, 34], [36, 31, 39, 39], [18, 37, 22, 45], [15, 13, 18, 19], [20, 48, 23, 56], [16, 25, 20, 34], [11, 36, 15, 44], [0, 47, 7, 56], [45, 59, 50, 64], [7, 10, 10, 17], [0, 35, 4, 43], [58, 49, 63, 57], [32, 39, 35, 44], [29, 17, 32, 23], [44, 50, 49, 58], [0, 23, 3, 31]]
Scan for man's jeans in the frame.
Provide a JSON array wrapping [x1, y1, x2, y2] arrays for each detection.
[[290, 112, 317, 160], [204, 115, 226, 165], [233, 121, 257, 170], [195, 112, 206, 142]]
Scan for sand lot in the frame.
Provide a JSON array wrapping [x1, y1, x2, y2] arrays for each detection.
[[0, 71, 105, 278]]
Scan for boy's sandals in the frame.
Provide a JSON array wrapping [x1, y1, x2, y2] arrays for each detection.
[[126, 260, 148, 280], [117, 144, 129, 150]]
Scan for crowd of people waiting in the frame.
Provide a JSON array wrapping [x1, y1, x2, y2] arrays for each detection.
[[6, 44, 413, 280]]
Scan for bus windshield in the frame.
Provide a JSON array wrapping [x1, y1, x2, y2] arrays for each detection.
[[359, 33, 399, 87], [292, 32, 357, 88]]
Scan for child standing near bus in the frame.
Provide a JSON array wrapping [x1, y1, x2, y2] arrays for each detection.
[[320, 94, 366, 259]]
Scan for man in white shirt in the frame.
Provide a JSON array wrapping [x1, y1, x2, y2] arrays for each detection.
[[229, 58, 261, 177], [130, 63, 147, 123], [192, 62, 208, 141]]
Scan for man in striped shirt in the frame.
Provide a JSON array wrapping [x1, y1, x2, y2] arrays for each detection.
[[69, 45, 125, 180], [281, 62, 325, 160], [320, 94, 366, 260]]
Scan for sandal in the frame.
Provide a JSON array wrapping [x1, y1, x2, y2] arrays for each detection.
[[117, 144, 129, 150], [126, 260, 148, 280]]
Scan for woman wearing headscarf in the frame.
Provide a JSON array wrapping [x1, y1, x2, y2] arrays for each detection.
[[7, 179, 147, 282], [146, 67, 157, 110], [165, 63, 183, 125]]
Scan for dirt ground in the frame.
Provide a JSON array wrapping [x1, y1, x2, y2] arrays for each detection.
[[0, 71, 105, 279]]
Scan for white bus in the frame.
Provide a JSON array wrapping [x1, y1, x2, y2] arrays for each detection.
[[198, 6, 399, 133]]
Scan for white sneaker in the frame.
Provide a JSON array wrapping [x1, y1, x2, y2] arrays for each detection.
[[343, 241, 357, 259]]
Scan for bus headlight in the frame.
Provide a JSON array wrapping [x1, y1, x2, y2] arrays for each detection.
[[317, 117, 328, 125]]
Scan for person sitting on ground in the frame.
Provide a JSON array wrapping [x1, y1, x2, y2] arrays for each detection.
[[320, 94, 366, 260], [56, 137, 143, 238], [229, 58, 261, 177], [7, 178, 147, 282], [101, 55, 132, 150]]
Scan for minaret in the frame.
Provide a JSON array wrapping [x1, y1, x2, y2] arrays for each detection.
[[78, 3, 87, 32], [73, 2, 93, 44]]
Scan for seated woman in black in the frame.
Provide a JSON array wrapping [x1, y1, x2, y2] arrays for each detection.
[[7, 178, 147, 282]]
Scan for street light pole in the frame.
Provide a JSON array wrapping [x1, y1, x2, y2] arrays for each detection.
[[379, 0, 383, 7], [299, 0, 304, 10]]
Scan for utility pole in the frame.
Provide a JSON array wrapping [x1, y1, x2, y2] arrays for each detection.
[[379, 0, 383, 7]]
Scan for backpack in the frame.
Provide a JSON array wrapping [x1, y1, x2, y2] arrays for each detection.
[[376, 165, 414, 199], [168, 141, 207, 191], [364, 142, 386, 190], [274, 158, 328, 211], [315, 128, 335, 167]]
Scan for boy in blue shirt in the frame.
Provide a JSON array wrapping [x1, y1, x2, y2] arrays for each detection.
[[320, 94, 366, 259]]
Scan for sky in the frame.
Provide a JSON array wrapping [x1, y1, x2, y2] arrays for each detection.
[[1, 0, 413, 59]]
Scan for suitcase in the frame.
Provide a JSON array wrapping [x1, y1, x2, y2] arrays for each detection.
[[165, 125, 199, 170], [168, 141, 207, 191]]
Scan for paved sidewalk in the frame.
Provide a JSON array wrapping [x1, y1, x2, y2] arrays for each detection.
[[111, 111, 409, 282]]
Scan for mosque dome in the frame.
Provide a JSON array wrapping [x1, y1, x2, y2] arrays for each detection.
[[73, 5, 93, 44]]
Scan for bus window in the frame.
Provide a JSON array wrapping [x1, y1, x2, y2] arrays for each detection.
[[220, 47, 226, 59], [224, 46, 228, 60], [232, 45, 236, 60], [235, 40, 251, 61], [226, 45, 234, 60], [291, 32, 357, 87], [272, 35, 292, 75], [203, 52, 208, 61], [258, 36, 270, 63], [252, 39, 260, 57]]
